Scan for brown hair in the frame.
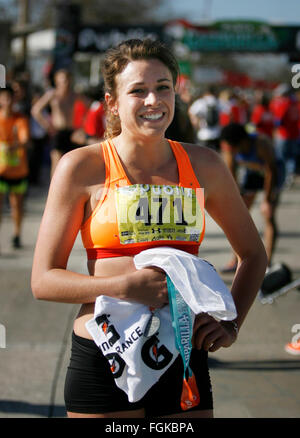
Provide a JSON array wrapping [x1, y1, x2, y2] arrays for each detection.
[[102, 38, 179, 139]]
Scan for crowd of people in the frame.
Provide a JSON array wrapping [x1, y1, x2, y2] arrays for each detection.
[[1, 65, 299, 259], [186, 82, 300, 186], [185, 82, 300, 274], [0, 69, 106, 249]]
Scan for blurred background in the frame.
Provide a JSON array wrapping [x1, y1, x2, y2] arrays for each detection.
[[1, 0, 300, 183], [2, 0, 300, 93]]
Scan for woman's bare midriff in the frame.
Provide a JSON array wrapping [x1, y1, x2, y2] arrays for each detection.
[[73, 256, 138, 339]]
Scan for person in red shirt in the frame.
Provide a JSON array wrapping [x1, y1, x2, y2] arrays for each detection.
[[270, 87, 300, 186], [83, 99, 105, 140], [218, 89, 234, 127], [218, 89, 248, 127], [251, 91, 274, 139], [71, 87, 106, 146], [73, 98, 89, 131], [0, 85, 30, 248]]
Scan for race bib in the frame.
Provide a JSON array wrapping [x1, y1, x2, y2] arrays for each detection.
[[0, 142, 20, 168], [115, 184, 204, 245]]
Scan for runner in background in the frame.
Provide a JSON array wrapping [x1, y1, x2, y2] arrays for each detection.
[[0, 85, 30, 249], [220, 123, 284, 272], [11, 78, 32, 117], [31, 69, 85, 177], [188, 86, 220, 150]]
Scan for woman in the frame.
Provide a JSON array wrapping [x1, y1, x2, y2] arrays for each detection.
[[31, 39, 267, 418]]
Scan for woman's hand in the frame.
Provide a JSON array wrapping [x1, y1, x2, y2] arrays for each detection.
[[124, 267, 169, 309], [192, 313, 238, 352]]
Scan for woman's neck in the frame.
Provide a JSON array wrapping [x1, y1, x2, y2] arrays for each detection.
[[113, 133, 171, 173]]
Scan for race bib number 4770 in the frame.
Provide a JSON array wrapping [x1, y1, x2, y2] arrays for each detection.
[[115, 184, 204, 245]]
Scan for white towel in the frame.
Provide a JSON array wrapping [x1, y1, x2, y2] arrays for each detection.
[[134, 247, 237, 321], [85, 297, 179, 402], [86, 247, 237, 402]]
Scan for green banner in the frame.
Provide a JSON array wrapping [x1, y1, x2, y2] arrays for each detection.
[[167, 20, 300, 53]]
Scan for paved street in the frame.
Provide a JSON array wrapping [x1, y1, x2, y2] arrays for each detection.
[[0, 170, 299, 418]]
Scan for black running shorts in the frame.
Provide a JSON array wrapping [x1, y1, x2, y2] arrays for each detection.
[[51, 129, 76, 153], [64, 331, 213, 416]]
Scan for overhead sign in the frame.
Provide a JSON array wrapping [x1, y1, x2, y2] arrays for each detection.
[[76, 24, 165, 53], [54, 14, 300, 59], [165, 19, 300, 53]]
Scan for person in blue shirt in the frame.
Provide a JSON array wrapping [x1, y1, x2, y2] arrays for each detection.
[[220, 123, 284, 272]]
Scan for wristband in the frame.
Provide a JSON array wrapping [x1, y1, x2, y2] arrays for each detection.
[[222, 320, 239, 335]]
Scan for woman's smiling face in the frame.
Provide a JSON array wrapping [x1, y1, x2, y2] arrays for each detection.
[[107, 58, 175, 139]]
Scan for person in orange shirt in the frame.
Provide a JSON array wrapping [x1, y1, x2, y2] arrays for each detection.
[[0, 85, 30, 248]]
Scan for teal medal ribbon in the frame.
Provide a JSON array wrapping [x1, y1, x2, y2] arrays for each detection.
[[167, 275, 200, 410], [166, 275, 193, 381]]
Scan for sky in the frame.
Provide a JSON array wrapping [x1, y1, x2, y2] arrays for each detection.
[[161, 0, 300, 25]]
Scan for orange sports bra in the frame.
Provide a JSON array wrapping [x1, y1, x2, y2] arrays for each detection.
[[81, 139, 205, 259]]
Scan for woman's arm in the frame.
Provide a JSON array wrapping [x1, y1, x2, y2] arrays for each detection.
[[192, 147, 268, 351], [31, 89, 56, 135], [31, 148, 168, 306]]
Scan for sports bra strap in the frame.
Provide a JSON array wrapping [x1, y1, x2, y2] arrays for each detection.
[[102, 138, 201, 190], [102, 139, 130, 186]]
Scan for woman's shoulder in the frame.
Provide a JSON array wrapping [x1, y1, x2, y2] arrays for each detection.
[[179, 142, 231, 194], [180, 142, 223, 170]]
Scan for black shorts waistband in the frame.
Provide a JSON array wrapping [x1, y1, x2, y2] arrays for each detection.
[[72, 331, 98, 347]]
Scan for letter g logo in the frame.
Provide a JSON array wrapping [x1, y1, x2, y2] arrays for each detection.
[[141, 335, 173, 370]]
